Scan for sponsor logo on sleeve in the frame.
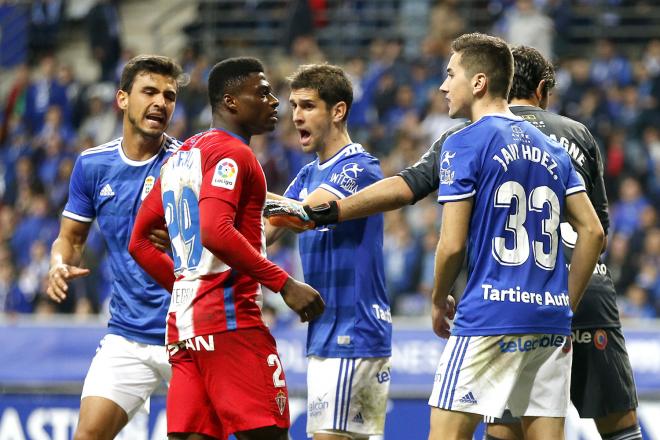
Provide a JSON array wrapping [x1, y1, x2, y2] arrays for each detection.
[[439, 151, 456, 185], [212, 158, 238, 189]]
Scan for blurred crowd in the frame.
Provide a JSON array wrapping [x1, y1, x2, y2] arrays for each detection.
[[0, 0, 659, 324]]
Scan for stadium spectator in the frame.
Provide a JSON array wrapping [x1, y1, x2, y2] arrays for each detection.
[[77, 86, 118, 145], [590, 38, 634, 88], [611, 176, 651, 236], [23, 55, 69, 135], [11, 193, 58, 268], [87, 0, 122, 82], [494, 0, 554, 58], [27, 0, 63, 61], [619, 284, 656, 319]]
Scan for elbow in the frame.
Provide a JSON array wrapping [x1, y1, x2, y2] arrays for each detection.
[[199, 218, 227, 259], [439, 241, 466, 260], [393, 177, 415, 205], [583, 221, 605, 251], [594, 224, 606, 250]]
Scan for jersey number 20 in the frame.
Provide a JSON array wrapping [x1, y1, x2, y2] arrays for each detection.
[[163, 188, 203, 273], [492, 181, 560, 270]]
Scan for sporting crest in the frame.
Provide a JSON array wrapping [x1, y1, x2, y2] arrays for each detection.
[[439, 151, 456, 185], [275, 390, 287, 415]]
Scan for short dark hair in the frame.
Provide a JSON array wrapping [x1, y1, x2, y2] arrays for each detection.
[[509, 46, 556, 102], [451, 33, 513, 99], [288, 64, 353, 121], [207, 57, 265, 111], [119, 55, 184, 93]]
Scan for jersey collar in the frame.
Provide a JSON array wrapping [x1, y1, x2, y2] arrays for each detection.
[[317, 143, 365, 170], [118, 135, 168, 167], [212, 128, 248, 145]]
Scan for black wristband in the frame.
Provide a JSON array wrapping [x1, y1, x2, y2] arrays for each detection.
[[304, 200, 339, 226]]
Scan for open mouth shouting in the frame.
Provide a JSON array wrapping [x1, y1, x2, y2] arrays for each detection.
[[298, 129, 312, 146], [145, 112, 166, 128]]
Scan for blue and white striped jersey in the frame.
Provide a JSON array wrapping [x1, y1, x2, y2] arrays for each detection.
[[285, 143, 391, 358]]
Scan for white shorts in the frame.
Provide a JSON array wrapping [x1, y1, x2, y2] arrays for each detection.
[[428, 334, 572, 418], [307, 356, 391, 439], [81, 334, 171, 419]]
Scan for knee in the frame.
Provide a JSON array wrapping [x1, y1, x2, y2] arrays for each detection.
[[73, 428, 104, 440], [74, 423, 119, 440]]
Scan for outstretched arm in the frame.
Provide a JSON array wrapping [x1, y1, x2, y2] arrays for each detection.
[[335, 176, 415, 221]]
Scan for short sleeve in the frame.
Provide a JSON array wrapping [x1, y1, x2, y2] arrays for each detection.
[[283, 167, 306, 201], [62, 155, 94, 222], [199, 147, 253, 209], [436, 135, 481, 203], [565, 160, 586, 196], [587, 133, 610, 233], [319, 155, 381, 199], [398, 122, 469, 204], [398, 141, 441, 203]]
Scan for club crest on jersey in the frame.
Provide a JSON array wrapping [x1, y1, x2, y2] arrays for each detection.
[[212, 158, 238, 189], [439, 151, 456, 185], [275, 390, 287, 415], [140, 176, 156, 200]]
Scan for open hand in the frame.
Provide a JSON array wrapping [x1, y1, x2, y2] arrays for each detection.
[[46, 263, 91, 303]]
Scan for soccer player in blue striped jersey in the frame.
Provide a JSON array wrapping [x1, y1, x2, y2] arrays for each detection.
[[46, 55, 184, 440], [266, 64, 391, 440], [425, 34, 603, 440]]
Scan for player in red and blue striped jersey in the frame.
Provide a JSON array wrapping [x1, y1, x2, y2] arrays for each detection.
[[130, 57, 324, 440]]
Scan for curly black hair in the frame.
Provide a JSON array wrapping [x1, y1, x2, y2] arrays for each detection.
[[509, 46, 556, 102]]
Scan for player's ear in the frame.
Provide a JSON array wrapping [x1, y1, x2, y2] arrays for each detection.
[[332, 101, 347, 123], [535, 80, 547, 101], [473, 73, 487, 96], [116, 89, 128, 111], [223, 93, 238, 112]]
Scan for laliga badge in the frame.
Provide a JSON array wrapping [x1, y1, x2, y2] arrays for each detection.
[[275, 390, 287, 415], [212, 158, 238, 189], [141, 176, 155, 200]]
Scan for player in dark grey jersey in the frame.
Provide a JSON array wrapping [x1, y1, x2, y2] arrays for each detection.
[[295, 46, 641, 440], [483, 46, 640, 440]]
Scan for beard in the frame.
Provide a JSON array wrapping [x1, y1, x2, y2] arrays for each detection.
[[127, 110, 165, 139]]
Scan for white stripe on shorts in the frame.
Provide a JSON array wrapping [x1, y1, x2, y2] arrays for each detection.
[[333, 358, 356, 431], [438, 336, 470, 409]]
